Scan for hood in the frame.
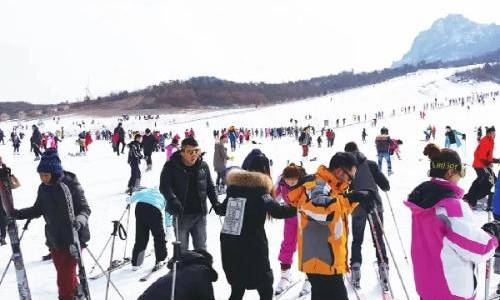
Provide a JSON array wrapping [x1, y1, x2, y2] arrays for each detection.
[[167, 250, 218, 282], [226, 169, 273, 193], [406, 178, 463, 210]]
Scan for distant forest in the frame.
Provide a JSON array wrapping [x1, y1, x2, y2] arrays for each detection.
[[451, 63, 500, 83], [2, 47, 500, 118]]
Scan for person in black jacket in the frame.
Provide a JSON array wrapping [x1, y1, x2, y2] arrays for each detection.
[[31, 124, 43, 161], [220, 149, 296, 300], [159, 137, 221, 251], [12, 149, 91, 300], [0, 198, 6, 246], [138, 249, 218, 300], [142, 128, 156, 171], [113, 122, 126, 155], [344, 142, 390, 289], [127, 134, 143, 194]]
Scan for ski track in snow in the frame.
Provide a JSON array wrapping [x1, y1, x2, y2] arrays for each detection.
[[1, 66, 500, 299]]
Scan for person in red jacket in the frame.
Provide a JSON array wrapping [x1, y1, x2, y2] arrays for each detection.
[[465, 126, 500, 209]]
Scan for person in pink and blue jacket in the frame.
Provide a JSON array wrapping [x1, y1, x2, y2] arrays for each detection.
[[405, 143, 498, 300]]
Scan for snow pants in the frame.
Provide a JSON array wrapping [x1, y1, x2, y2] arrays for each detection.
[[132, 202, 167, 265], [50, 248, 78, 300], [144, 150, 153, 168], [229, 282, 273, 300], [128, 161, 141, 189], [278, 215, 298, 267], [466, 167, 495, 207], [33, 144, 42, 158], [0, 214, 6, 239], [306, 273, 348, 300], [350, 211, 387, 266], [216, 170, 226, 187], [177, 214, 207, 251]]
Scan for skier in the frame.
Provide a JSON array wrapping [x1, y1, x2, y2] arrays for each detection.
[[128, 188, 170, 271], [298, 127, 311, 158], [84, 132, 92, 152], [142, 129, 156, 171], [159, 137, 222, 251], [375, 127, 393, 175], [361, 128, 367, 143], [274, 164, 311, 296], [228, 129, 237, 152], [113, 122, 126, 155], [464, 126, 499, 209], [287, 152, 375, 300], [213, 135, 229, 194], [405, 143, 498, 300], [165, 137, 180, 162], [11, 149, 91, 300], [444, 125, 465, 150], [127, 134, 144, 194], [137, 249, 218, 300], [30, 124, 43, 161], [389, 138, 403, 160], [344, 142, 390, 289], [12, 133, 21, 155], [316, 135, 322, 148], [219, 149, 297, 300]]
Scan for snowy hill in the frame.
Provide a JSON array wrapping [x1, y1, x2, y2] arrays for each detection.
[[0, 66, 500, 299], [393, 14, 500, 68]]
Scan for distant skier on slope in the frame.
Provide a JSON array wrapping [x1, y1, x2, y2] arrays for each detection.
[[11, 149, 91, 300]]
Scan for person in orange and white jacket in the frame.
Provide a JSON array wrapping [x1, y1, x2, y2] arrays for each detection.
[[287, 152, 375, 300]]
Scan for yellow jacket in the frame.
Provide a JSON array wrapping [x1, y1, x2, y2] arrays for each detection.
[[288, 165, 357, 275]]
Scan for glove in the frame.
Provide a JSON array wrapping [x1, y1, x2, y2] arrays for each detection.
[[212, 202, 226, 216], [229, 156, 235, 161], [72, 220, 82, 231], [482, 221, 500, 238], [492, 158, 500, 164], [345, 190, 375, 213], [168, 199, 183, 216], [10, 209, 21, 219]]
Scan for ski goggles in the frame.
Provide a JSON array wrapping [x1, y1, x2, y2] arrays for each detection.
[[183, 148, 201, 156]]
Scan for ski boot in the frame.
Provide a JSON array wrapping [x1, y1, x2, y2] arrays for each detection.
[[0, 237, 6, 246], [299, 278, 311, 296], [152, 260, 166, 272], [378, 262, 390, 291], [350, 262, 361, 289], [388, 169, 394, 176], [274, 269, 292, 295]]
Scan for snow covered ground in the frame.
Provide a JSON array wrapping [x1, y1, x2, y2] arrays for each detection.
[[1, 65, 500, 299]]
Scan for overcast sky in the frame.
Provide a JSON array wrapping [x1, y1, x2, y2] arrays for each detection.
[[1, 0, 499, 104]]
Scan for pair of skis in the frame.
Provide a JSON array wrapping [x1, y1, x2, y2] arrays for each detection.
[[273, 279, 310, 299]]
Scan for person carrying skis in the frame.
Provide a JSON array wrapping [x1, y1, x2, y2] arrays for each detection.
[[137, 249, 218, 300], [375, 127, 393, 175], [274, 163, 311, 296], [213, 135, 230, 194], [127, 134, 144, 194], [287, 152, 375, 300], [405, 143, 497, 300], [128, 188, 171, 271], [344, 142, 390, 289], [464, 126, 499, 210], [11, 149, 91, 300], [219, 149, 297, 300], [142, 128, 156, 171], [159, 137, 222, 251]]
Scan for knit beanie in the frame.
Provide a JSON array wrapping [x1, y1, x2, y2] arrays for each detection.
[[37, 149, 63, 177], [242, 149, 264, 170]]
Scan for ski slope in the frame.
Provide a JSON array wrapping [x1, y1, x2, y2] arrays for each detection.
[[1, 66, 500, 300]]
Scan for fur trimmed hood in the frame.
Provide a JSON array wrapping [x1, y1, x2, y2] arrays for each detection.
[[226, 169, 273, 193]]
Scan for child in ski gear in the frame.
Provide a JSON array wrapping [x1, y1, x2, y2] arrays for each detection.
[[465, 126, 499, 209], [275, 163, 310, 295], [375, 127, 393, 175], [344, 142, 390, 289], [213, 135, 229, 193], [127, 134, 144, 194], [165, 138, 180, 162], [128, 188, 171, 269], [138, 249, 217, 300], [287, 152, 375, 300], [12, 149, 91, 300], [405, 144, 497, 300], [219, 149, 297, 300], [159, 137, 221, 251]]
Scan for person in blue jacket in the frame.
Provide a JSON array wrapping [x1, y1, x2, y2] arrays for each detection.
[[128, 188, 172, 270], [444, 126, 465, 149]]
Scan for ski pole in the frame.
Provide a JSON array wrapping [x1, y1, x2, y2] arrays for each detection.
[[0, 218, 31, 287], [105, 221, 121, 300], [383, 191, 409, 264], [485, 210, 492, 300], [171, 216, 181, 300], [85, 248, 125, 300], [373, 210, 411, 300], [344, 274, 361, 300], [123, 204, 131, 261], [367, 213, 394, 299]]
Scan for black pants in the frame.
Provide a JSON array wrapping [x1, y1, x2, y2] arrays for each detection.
[[307, 273, 348, 300], [33, 144, 42, 158], [144, 151, 152, 166], [467, 167, 495, 207], [351, 211, 387, 266], [0, 214, 7, 239], [228, 283, 273, 300], [132, 202, 167, 265], [128, 161, 141, 189], [116, 140, 125, 155], [216, 170, 226, 186]]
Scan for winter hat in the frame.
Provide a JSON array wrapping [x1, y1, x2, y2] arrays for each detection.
[[242, 149, 263, 170], [487, 126, 496, 134], [329, 152, 358, 170], [37, 148, 63, 177]]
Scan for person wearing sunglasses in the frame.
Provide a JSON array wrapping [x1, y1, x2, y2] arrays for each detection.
[[405, 143, 498, 300], [159, 137, 222, 252]]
